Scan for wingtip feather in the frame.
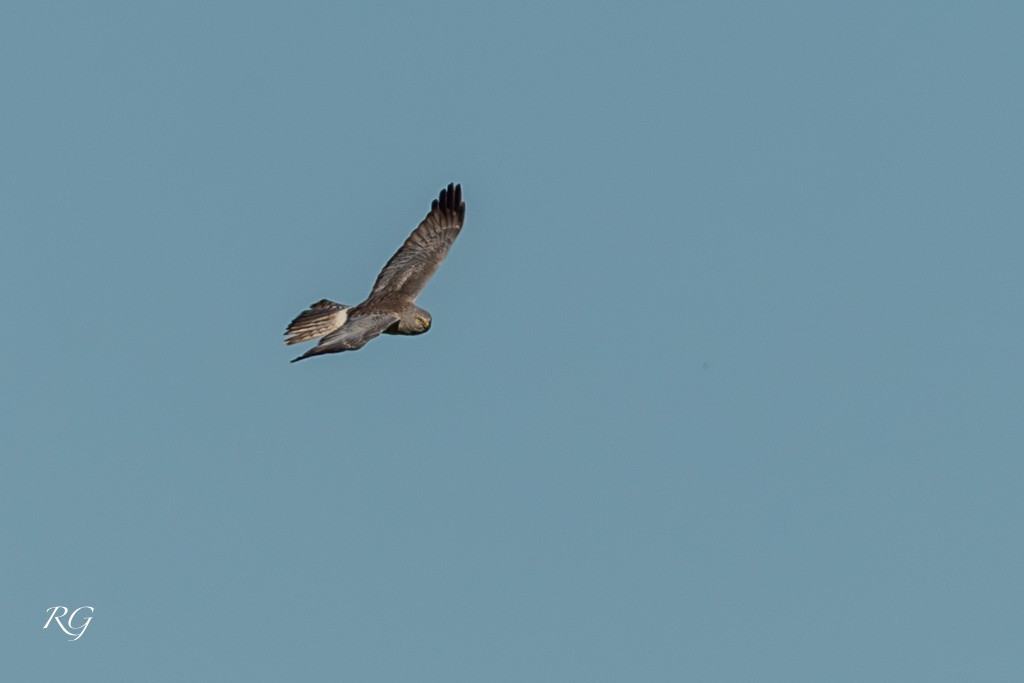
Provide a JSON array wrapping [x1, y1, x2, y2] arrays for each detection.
[[437, 182, 464, 222]]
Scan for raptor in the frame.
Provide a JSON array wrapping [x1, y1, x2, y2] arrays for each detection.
[[284, 183, 465, 362]]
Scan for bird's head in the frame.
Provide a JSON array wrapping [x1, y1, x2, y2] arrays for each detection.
[[399, 305, 431, 335]]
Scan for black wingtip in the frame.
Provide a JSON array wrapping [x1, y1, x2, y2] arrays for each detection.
[[438, 182, 464, 221]]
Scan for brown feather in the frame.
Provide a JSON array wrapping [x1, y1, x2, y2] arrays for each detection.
[[284, 299, 350, 345]]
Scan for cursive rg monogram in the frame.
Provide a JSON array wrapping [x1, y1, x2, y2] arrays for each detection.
[[44, 606, 94, 641]]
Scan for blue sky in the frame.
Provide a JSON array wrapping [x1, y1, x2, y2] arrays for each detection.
[[2, 1, 1023, 680]]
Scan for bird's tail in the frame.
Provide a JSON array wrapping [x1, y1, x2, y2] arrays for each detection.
[[284, 299, 350, 345]]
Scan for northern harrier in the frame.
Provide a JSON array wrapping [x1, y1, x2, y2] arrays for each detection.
[[284, 183, 465, 362]]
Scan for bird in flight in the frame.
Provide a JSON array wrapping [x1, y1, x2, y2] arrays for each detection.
[[284, 183, 466, 362]]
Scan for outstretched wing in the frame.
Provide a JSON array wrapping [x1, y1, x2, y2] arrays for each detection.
[[367, 183, 465, 303], [290, 311, 400, 362], [284, 299, 350, 345]]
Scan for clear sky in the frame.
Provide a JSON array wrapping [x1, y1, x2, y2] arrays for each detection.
[[2, 1, 1022, 680]]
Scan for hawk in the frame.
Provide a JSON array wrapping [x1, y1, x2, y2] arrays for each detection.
[[284, 183, 466, 362]]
